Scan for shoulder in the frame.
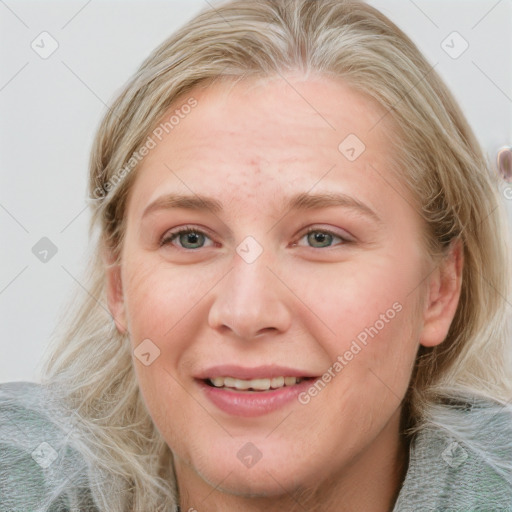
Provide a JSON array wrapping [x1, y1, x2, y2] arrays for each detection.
[[394, 396, 512, 512], [0, 381, 98, 512]]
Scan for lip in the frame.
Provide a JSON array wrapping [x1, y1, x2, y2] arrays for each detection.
[[195, 365, 319, 417], [194, 364, 318, 380]]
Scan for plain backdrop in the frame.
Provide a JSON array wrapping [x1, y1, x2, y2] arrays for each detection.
[[1, 0, 511, 383]]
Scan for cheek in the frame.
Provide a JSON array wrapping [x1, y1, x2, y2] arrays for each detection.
[[123, 260, 203, 442], [291, 250, 422, 341], [121, 257, 215, 401], [122, 256, 203, 339], [291, 252, 424, 399]]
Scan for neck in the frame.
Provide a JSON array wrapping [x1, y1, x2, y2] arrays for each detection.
[[175, 408, 409, 512]]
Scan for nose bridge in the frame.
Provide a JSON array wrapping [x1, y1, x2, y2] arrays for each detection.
[[208, 239, 291, 339]]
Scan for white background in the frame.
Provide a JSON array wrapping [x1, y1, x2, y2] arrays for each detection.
[[1, 0, 511, 383]]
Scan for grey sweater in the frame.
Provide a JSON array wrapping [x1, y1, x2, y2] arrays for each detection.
[[1, 381, 511, 511]]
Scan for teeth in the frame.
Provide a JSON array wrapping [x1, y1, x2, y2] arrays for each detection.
[[208, 376, 304, 391], [271, 376, 284, 388], [210, 377, 225, 387]]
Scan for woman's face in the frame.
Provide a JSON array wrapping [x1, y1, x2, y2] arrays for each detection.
[[107, 74, 460, 502]]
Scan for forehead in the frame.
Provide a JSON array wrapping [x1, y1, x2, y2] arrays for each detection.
[[168, 73, 392, 159], [128, 73, 406, 216]]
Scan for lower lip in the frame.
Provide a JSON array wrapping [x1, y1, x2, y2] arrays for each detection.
[[197, 378, 317, 417]]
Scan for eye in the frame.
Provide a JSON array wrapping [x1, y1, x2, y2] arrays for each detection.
[[160, 226, 214, 250], [296, 228, 352, 249], [159, 226, 352, 251]]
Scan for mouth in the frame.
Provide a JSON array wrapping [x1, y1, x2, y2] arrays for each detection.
[[204, 375, 314, 392], [196, 367, 319, 417]]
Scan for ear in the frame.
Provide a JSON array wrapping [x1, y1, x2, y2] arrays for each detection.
[[103, 246, 127, 334], [419, 239, 464, 348]]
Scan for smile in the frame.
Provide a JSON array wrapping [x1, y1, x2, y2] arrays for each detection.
[[196, 367, 319, 417], [206, 376, 308, 391]]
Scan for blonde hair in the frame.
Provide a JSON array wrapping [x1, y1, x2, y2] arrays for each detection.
[[41, 0, 512, 510]]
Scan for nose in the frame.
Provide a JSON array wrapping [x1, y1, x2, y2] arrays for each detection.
[[207, 245, 292, 340]]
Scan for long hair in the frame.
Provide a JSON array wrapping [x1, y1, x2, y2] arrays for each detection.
[[40, 1, 512, 510]]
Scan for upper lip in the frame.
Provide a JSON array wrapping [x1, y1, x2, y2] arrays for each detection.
[[195, 365, 319, 380]]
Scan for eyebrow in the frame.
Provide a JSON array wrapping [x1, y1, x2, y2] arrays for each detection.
[[142, 191, 382, 223]]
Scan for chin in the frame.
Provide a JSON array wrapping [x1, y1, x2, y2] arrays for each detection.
[[199, 463, 303, 497], [186, 439, 323, 498]]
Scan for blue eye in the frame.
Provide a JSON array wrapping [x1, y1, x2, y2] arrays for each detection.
[[160, 227, 212, 250]]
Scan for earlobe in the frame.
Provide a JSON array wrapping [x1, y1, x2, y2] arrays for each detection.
[[419, 239, 464, 348], [104, 248, 127, 334]]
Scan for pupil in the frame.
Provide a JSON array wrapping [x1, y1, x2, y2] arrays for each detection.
[[182, 232, 202, 248], [310, 232, 331, 247]]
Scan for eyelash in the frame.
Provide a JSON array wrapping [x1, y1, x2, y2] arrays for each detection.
[[159, 225, 352, 250], [160, 226, 216, 249]]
